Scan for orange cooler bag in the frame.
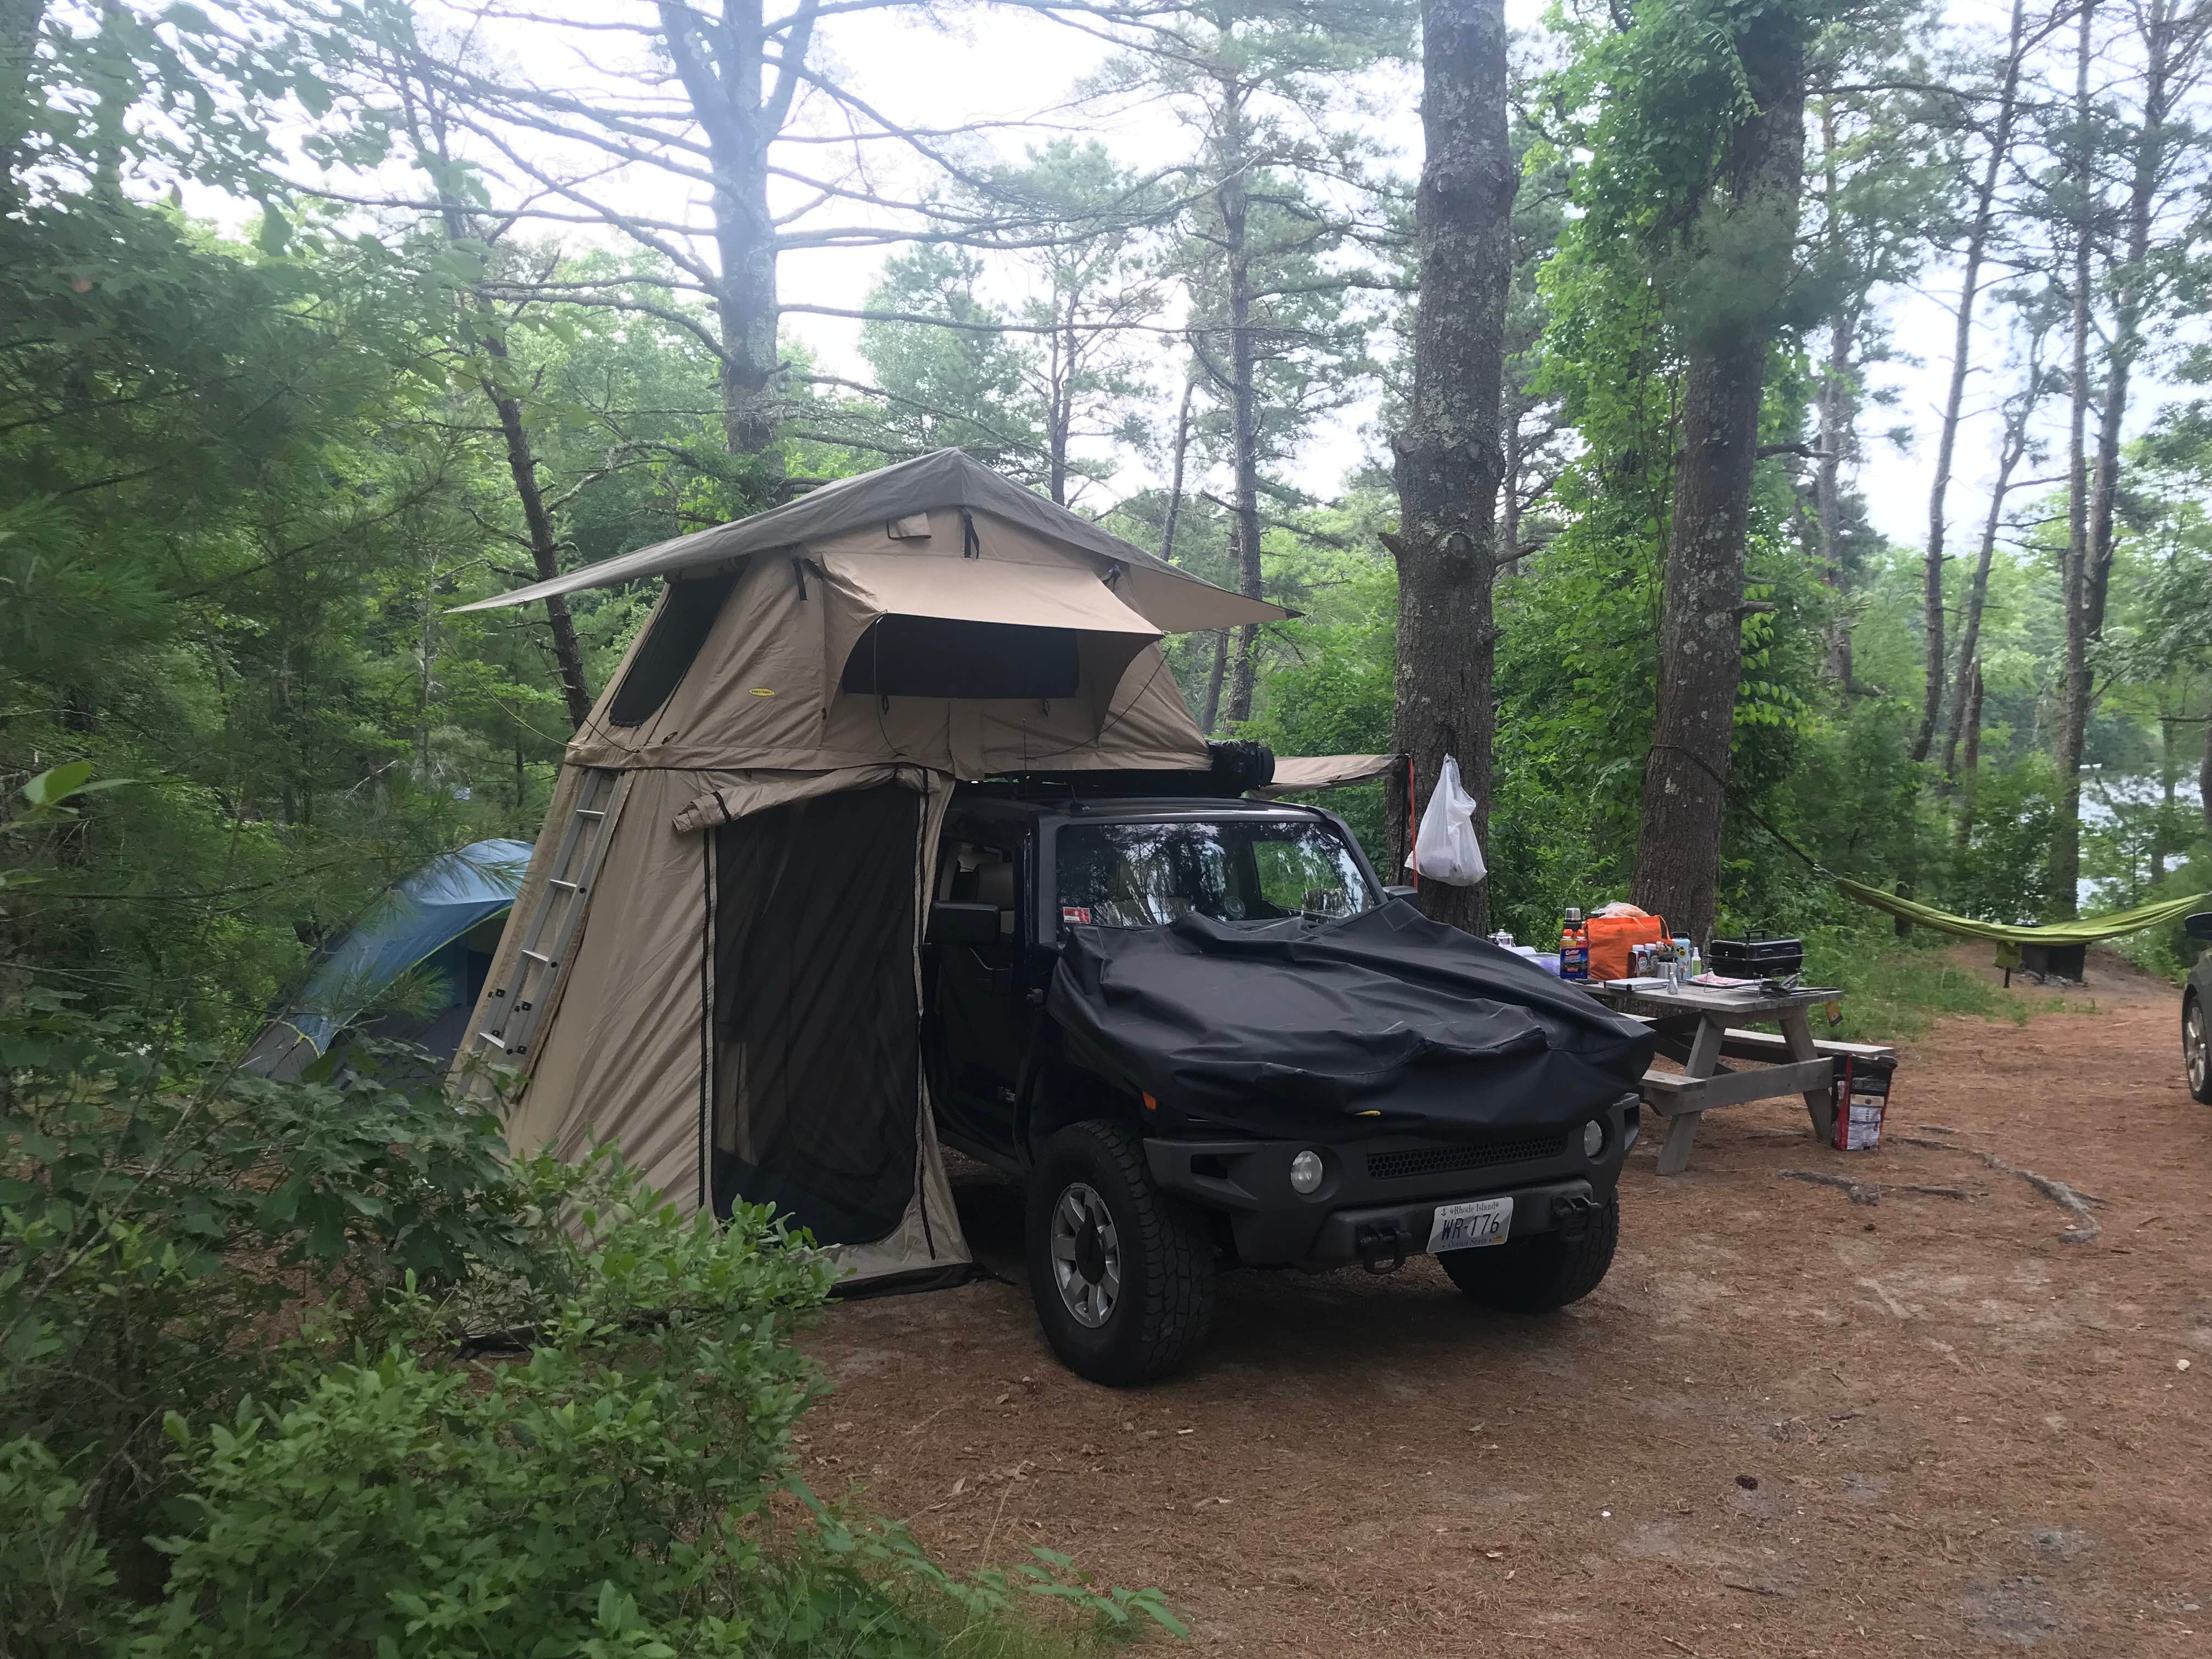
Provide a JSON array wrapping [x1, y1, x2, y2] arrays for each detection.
[[1584, 909, 1668, 982]]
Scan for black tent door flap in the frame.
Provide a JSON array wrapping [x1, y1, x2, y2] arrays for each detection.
[[840, 614, 1080, 699], [711, 785, 920, 1245]]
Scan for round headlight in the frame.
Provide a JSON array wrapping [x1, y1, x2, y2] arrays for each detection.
[[1289, 1149, 1325, 1194], [1582, 1120, 1605, 1159]]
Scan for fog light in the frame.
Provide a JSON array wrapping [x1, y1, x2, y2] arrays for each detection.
[[1289, 1149, 1325, 1194], [1582, 1120, 1605, 1159]]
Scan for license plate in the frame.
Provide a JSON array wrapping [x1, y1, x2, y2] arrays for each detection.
[[1428, 1196, 1514, 1253]]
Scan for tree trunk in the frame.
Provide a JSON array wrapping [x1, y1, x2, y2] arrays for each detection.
[[2087, 0, 2187, 640], [1046, 315, 1074, 505], [1942, 364, 2039, 778], [2052, 0, 2097, 918], [2154, 712, 2176, 880], [1201, 626, 1228, 736], [2202, 715, 2212, 837], [1386, 0, 1516, 936], [661, 0, 799, 466], [1632, 12, 1806, 944], [1220, 89, 1267, 726], [480, 332, 595, 731], [408, 85, 597, 733], [1815, 299, 1857, 688], [1160, 375, 1195, 566], [1917, 0, 2029, 761], [1955, 658, 1984, 851], [1812, 100, 1855, 688]]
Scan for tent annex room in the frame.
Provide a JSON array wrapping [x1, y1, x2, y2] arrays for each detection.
[[452, 451, 1284, 1288]]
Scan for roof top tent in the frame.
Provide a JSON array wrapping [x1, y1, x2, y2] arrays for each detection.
[[449, 450, 1285, 1290], [244, 839, 533, 1085]]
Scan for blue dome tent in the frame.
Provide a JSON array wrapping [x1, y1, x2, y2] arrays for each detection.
[[244, 839, 534, 1082]]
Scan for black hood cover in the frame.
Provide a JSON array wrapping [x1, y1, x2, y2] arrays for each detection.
[[1047, 901, 1655, 1141]]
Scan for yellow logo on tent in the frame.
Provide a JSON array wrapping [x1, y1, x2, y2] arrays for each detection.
[[749, 687, 775, 697]]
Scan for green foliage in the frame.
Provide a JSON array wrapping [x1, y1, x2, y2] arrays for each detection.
[[0, 991, 539, 1599], [1798, 925, 2044, 1042], [1946, 759, 2067, 924], [0, 1011, 1177, 1657]]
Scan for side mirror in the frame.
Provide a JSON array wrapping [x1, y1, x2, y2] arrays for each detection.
[[1383, 885, 1418, 901], [927, 900, 1001, 948], [2185, 912, 2212, 941]]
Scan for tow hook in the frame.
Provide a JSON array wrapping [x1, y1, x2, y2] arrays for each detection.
[[1355, 1221, 1408, 1275], [1553, 1192, 1596, 1242]]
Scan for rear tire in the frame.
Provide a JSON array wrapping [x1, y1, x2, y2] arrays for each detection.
[[1440, 1194, 1619, 1313], [1025, 1120, 1215, 1385], [2186, 992, 2212, 1104]]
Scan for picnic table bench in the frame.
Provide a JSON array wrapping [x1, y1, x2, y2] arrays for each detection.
[[1584, 982, 1896, 1175]]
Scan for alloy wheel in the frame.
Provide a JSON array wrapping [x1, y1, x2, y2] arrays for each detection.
[[1048, 1181, 1121, 1328], [2188, 1000, 2207, 1095]]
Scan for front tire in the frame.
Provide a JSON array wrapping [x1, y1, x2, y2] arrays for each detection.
[[1440, 1194, 1619, 1313], [1025, 1120, 1215, 1386], [2186, 992, 2212, 1104]]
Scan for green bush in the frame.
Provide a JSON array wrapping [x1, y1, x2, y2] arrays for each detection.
[[1, 1003, 1180, 1658], [0, 992, 539, 1602]]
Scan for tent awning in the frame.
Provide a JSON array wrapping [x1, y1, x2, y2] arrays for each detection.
[[449, 449, 1286, 631], [818, 552, 1160, 636], [1252, 753, 1406, 798]]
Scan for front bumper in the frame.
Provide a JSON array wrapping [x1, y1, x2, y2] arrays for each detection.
[[1142, 1091, 1638, 1268]]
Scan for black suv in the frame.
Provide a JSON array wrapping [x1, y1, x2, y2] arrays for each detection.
[[921, 777, 1645, 1385]]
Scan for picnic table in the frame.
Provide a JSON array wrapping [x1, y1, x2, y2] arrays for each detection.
[[1583, 981, 1895, 1175]]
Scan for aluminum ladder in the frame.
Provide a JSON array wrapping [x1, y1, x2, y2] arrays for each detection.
[[475, 766, 619, 1064]]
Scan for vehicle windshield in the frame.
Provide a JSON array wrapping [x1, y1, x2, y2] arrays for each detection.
[[1055, 818, 1379, 929]]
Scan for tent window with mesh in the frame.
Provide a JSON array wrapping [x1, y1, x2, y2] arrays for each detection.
[[839, 616, 1081, 699], [710, 785, 922, 1244]]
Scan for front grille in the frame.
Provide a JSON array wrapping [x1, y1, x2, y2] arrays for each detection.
[[1366, 1131, 1572, 1182]]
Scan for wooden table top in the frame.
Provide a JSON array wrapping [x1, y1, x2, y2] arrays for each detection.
[[1580, 980, 1841, 1018]]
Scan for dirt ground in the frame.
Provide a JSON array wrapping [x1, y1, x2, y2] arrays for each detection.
[[804, 947, 2210, 1655]]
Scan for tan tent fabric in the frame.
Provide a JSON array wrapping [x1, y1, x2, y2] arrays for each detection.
[[563, 508, 1210, 776], [670, 764, 939, 835], [493, 763, 970, 1283], [1252, 753, 1405, 797], [450, 449, 1286, 632], [453, 454, 1274, 1288]]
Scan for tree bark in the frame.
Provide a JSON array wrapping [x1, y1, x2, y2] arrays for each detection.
[[2202, 716, 2212, 837], [404, 76, 597, 732], [1201, 625, 1229, 736], [1815, 299, 1857, 689], [1939, 379, 2035, 779], [1631, 12, 1806, 944], [1160, 374, 1195, 566], [479, 332, 595, 731], [2154, 712, 2176, 880], [2087, 0, 2191, 639], [660, 0, 811, 466], [1220, 87, 1267, 727], [1956, 658, 1985, 851], [1812, 99, 1855, 689], [1386, 0, 1516, 936], [1916, 0, 2030, 761], [2052, 0, 2097, 918]]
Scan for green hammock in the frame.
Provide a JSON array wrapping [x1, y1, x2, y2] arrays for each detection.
[[1831, 877, 2209, 969]]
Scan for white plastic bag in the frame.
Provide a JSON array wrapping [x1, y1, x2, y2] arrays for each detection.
[[1409, 754, 1486, 886]]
